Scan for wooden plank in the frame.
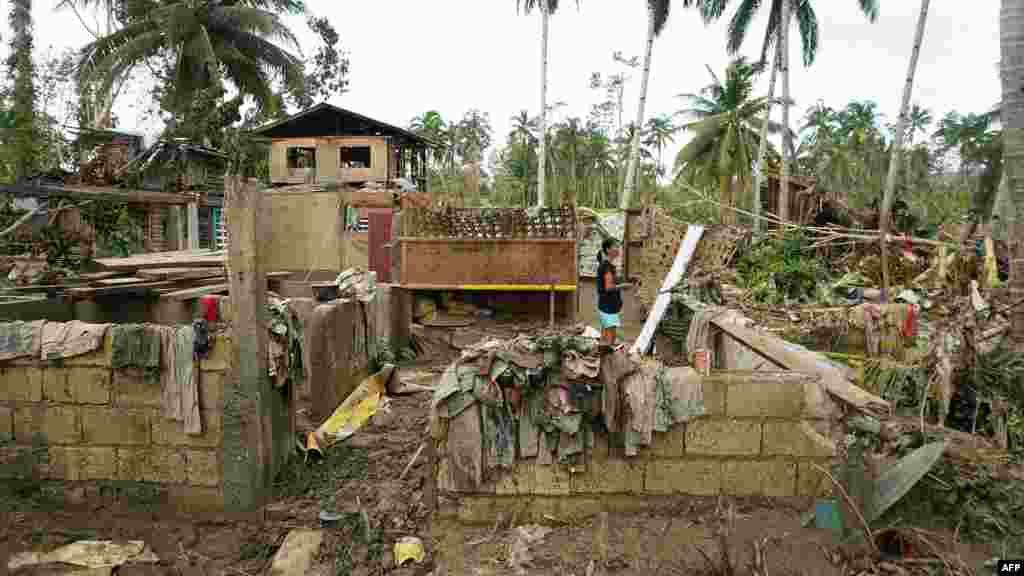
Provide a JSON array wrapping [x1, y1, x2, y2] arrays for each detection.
[[161, 283, 230, 301], [401, 283, 577, 292], [399, 239, 576, 287], [96, 277, 151, 286], [0, 182, 210, 205], [94, 250, 226, 271], [79, 271, 126, 282], [66, 280, 175, 298], [137, 267, 227, 281], [630, 225, 704, 356]]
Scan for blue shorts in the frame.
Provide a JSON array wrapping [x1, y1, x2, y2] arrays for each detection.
[[598, 311, 622, 329]]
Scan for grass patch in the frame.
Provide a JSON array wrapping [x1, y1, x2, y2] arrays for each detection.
[[273, 444, 370, 502], [239, 539, 278, 562], [0, 435, 63, 512], [329, 511, 385, 576]]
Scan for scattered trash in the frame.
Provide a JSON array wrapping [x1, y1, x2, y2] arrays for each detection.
[[303, 365, 396, 460], [393, 536, 426, 566], [319, 510, 344, 528], [508, 524, 553, 575], [868, 441, 947, 522], [813, 499, 842, 533], [269, 530, 324, 576], [582, 325, 601, 339], [7, 540, 159, 571]]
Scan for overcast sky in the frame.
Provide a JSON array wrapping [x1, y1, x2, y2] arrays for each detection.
[[2, 0, 1001, 166]]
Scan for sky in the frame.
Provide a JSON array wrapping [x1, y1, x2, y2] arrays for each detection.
[[1, 0, 1002, 169]]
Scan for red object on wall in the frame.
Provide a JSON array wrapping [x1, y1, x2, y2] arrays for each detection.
[[367, 209, 393, 283]]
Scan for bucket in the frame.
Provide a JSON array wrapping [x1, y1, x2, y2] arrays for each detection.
[[313, 284, 339, 302], [693, 348, 712, 375]]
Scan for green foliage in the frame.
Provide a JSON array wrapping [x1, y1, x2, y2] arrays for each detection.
[[5, 0, 38, 181], [735, 232, 829, 304], [273, 443, 369, 502], [0, 434, 59, 511]]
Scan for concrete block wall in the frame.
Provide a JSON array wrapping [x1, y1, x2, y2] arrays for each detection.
[[435, 371, 839, 525], [0, 332, 235, 516]]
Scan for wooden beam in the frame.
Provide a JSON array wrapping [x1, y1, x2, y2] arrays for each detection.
[[137, 267, 226, 281], [94, 250, 225, 271], [0, 182, 212, 206], [161, 283, 230, 301], [65, 280, 175, 299]]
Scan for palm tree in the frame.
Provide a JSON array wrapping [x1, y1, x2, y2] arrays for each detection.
[[518, 0, 578, 208], [620, 0, 704, 210], [75, 0, 307, 120], [704, 0, 878, 223], [1001, 1, 1024, 347], [509, 110, 538, 204], [934, 110, 1003, 243], [879, 0, 930, 300], [56, 0, 128, 128], [643, 114, 677, 178], [673, 58, 782, 224], [7, 0, 37, 182], [702, 0, 820, 229]]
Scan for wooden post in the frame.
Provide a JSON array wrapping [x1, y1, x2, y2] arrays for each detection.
[[223, 176, 271, 513], [188, 201, 200, 250], [549, 283, 556, 328]]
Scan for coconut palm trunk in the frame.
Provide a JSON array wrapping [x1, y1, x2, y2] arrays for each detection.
[[879, 0, 930, 301], [752, 40, 782, 233], [620, 4, 656, 210], [1002, 0, 1024, 346], [778, 0, 792, 224], [537, 5, 550, 208]]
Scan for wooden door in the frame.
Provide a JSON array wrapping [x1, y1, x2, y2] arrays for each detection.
[[367, 208, 393, 282]]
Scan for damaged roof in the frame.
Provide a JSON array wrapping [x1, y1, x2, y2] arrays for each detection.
[[250, 102, 439, 147]]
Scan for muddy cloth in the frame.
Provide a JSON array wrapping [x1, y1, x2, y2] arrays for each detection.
[[267, 298, 306, 389], [160, 325, 201, 435], [111, 324, 161, 372], [193, 320, 210, 358], [482, 404, 516, 472], [41, 321, 110, 361], [0, 320, 44, 361], [623, 365, 658, 456], [654, 366, 705, 432]]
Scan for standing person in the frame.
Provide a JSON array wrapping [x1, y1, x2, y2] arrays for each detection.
[[596, 237, 632, 349]]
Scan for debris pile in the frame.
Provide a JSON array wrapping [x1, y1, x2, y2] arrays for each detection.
[[429, 326, 707, 488]]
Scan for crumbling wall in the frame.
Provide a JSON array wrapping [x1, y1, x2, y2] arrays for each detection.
[[307, 299, 373, 423], [0, 331, 283, 516], [434, 371, 838, 525]]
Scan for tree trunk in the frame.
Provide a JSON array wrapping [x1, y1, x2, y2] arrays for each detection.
[[880, 0, 930, 301], [779, 0, 792, 224], [1003, 0, 1024, 348], [753, 39, 782, 234], [719, 174, 734, 225], [537, 6, 549, 208], [620, 5, 655, 211]]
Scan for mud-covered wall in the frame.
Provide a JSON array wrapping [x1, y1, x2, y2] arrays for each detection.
[[434, 371, 838, 525], [0, 331, 290, 516]]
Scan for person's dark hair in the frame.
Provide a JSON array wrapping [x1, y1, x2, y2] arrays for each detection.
[[598, 237, 619, 265]]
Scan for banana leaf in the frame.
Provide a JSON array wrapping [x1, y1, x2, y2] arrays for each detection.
[[868, 440, 947, 522]]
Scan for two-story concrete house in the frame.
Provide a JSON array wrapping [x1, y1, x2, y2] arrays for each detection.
[[250, 103, 435, 191]]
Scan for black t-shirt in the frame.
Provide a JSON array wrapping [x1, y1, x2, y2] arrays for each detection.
[[596, 259, 623, 314]]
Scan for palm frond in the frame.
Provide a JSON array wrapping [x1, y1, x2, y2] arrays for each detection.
[[726, 0, 761, 56], [649, 0, 671, 36], [793, 0, 819, 66], [858, 0, 879, 22]]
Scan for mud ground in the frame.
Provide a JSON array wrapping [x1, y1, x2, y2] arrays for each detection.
[[0, 319, 998, 575]]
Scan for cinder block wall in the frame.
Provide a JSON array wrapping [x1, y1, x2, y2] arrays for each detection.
[[435, 371, 839, 525], [0, 332, 236, 516]]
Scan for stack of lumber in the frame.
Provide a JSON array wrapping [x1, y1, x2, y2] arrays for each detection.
[[2, 250, 289, 301]]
